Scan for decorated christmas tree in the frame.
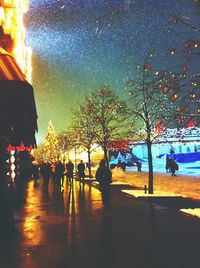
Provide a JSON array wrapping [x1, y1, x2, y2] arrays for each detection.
[[43, 120, 59, 163]]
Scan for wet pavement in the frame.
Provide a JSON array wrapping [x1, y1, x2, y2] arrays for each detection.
[[0, 176, 200, 268]]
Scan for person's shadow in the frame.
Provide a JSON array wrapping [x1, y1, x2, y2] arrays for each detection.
[[78, 182, 85, 208], [100, 210, 113, 267], [66, 184, 76, 243]]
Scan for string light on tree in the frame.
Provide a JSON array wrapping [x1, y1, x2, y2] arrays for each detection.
[[171, 94, 178, 102], [163, 86, 169, 93], [43, 120, 59, 163]]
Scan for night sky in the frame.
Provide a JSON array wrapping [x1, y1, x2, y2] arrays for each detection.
[[25, 0, 200, 143]]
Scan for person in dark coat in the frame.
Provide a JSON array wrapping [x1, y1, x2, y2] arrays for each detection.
[[168, 158, 178, 176], [77, 160, 85, 183], [95, 159, 112, 208], [66, 160, 74, 185], [121, 162, 126, 172], [41, 161, 52, 188], [55, 161, 65, 188], [136, 161, 142, 172], [31, 161, 39, 184], [165, 155, 170, 173]]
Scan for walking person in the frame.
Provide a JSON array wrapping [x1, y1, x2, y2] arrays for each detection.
[[77, 160, 85, 183], [168, 158, 179, 176], [95, 159, 112, 209], [66, 160, 74, 185], [55, 160, 65, 189], [31, 161, 39, 185], [165, 155, 170, 173], [121, 161, 126, 172], [41, 161, 52, 188], [51, 162, 56, 186], [136, 160, 142, 172]]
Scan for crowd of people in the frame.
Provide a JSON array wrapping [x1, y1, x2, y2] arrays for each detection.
[[29, 155, 179, 210], [30, 158, 113, 209], [33, 159, 85, 189]]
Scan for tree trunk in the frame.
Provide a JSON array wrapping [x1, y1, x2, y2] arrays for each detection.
[[87, 150, 92, 178], [147, 138, 154, 194], [103, 147, 109, 167], [74, 146, 77, 172]]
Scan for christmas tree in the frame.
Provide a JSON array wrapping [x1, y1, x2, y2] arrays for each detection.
[[43, 120, 59, 163]]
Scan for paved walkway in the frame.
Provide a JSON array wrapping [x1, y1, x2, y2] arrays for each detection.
[[0, 176, 200, 268]]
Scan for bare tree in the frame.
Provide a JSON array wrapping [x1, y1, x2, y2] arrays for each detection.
[[57, 131, 73, 163], [72, 104, 98, 178], [126, 49, 185, 194], [82, 87, 127, 167]]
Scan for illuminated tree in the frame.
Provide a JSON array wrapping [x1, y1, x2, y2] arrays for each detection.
[[57, 131, 71, 163], [126, 49, 184, 194], [56, 130, 80, 165], [83, 87, 127, 167], [72, 104, 98, 178], [43, 120, 59, 163], [168, 10, 200, 125], [32, 143, 45, 164]]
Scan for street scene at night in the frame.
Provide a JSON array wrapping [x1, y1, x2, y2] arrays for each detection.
[[0, 0, 200, 267]]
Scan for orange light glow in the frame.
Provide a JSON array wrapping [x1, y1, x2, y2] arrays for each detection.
[[0, 0, 31, 82]]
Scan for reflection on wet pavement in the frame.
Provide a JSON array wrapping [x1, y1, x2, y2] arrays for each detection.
[[1, 178, 104, 268], [1, 176, 200, 268], [19, 178, 102, 248]]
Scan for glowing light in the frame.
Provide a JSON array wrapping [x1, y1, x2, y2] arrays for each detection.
[[190, 92, 196, 99], [0, 0, 31, 81], [171, 94, 178, 101], [171, 73, 177, 79], [162, 86, 169, 93]]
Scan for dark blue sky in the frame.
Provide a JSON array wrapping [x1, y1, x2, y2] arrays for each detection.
[[26, 0, 200, 143]]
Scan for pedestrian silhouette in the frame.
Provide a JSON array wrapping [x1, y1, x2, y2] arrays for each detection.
[[66, 160, 74, 185], [117, 160, 126, 171], [77, 160, 85, 183], [51, 162, 57, 186], [121, 162, 126, 172], [55, 161, 65, 189], [117, 160, 122, 169], [168, 158, 178, 176], [95, 159, 112, 209], [40, 161, 52, 188], [31, 161, 39, 185], [165, 155, 170, 173], [136, 161, 142, 172]]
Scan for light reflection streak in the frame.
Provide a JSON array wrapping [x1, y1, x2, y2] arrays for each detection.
[[20, 178, 103, 248], [63, 180, 102, 245], [22, 180, 43, 246]]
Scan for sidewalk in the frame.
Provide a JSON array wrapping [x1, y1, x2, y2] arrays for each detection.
[[0, 176, 200, 268]]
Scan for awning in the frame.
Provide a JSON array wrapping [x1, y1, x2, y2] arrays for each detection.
[[0, 47, 26, 81], [0, 48, 38, 147]]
